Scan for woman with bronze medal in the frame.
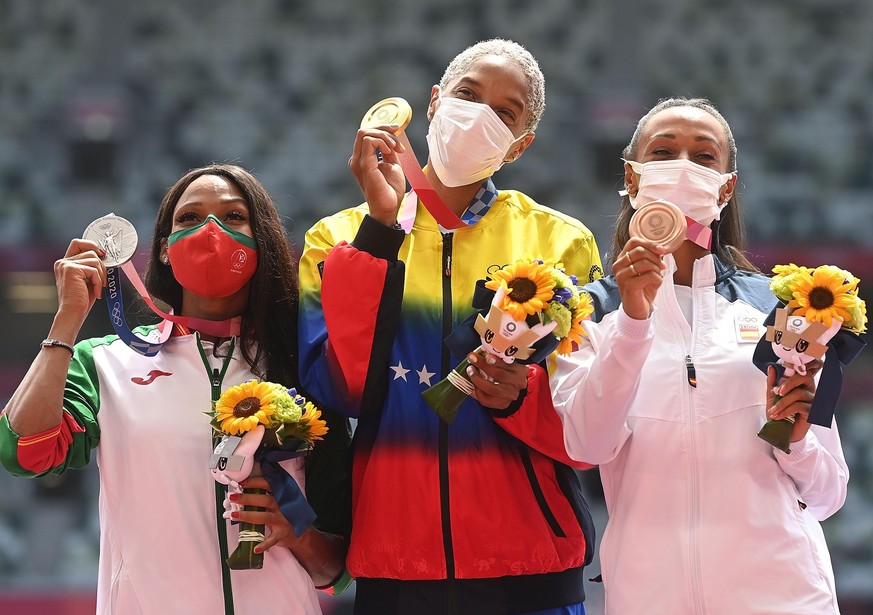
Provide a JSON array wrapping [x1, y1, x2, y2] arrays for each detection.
[[551, 98, 847, 614]]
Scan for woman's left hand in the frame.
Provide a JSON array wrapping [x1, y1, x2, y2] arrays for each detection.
[[766, 360, 822, 443], [232, 476, 347, 586], [231, 476, 303, 554], [465, 351, 529, 410]]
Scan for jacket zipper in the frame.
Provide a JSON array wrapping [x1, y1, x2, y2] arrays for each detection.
[[439, 232, 456, 582], [685, 291, 706, 614], [685, 355, 697, 388]]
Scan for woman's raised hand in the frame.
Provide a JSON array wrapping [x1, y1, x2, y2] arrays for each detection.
[[616, 237, 668, 320], [53, 239, 108, 326], [348, 125, 407, 227]]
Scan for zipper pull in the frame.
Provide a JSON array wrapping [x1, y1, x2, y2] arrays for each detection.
[[685, 355, 697, 388], [442, 232, 453, 277], [212, 367, 221, 388]]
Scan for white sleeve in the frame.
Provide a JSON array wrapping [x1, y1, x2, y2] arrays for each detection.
[[775, 418, 849, 521], [551, 305, 655, 465]]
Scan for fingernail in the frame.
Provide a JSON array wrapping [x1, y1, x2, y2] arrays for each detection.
[[466, 366, 476, 377], [253, 546, 262, 554], [231, 511, 239, 519], [228, 494, 239, 502], [485, 355, 496, 365], [467, 353, 478, 364]]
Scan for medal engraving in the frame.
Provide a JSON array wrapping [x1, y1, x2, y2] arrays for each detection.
[[360, 97, 413, 133], [629, 200, 687, 253], [83, 213, 138, 267]]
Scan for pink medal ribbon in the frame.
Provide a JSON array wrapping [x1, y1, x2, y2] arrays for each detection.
[[119, 261, 241, 338], [684, 216, 713, 250], [87, 213, 241, 356]]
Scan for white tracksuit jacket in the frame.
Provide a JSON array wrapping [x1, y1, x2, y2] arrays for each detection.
[[0, 333, 323, 615], [552, 254, 846, 615]]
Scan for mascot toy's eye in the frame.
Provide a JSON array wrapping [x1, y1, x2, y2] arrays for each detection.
[[505, 346, 518, 357], [796, 339, 809, 353], [774, 331, 783, 344], [484, 329, 494, 343]]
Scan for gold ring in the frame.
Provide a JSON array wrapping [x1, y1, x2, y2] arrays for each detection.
[[629, 262, 637, 276]]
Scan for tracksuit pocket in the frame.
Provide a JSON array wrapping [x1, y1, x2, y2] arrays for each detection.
[[518, 446, 566, 537]]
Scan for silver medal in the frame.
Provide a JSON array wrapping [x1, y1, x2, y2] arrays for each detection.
[[83, 213, 138, 267]]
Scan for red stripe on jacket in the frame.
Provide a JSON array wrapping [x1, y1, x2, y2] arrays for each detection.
[[16, 412, 85, 474]]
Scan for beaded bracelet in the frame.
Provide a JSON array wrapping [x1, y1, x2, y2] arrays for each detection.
[[41, 338, 75, 357]]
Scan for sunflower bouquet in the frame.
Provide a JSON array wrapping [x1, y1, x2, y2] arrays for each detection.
[[208, 380, 327, 569], [423, 258, 594, 424], [753, 264, 867, 452]]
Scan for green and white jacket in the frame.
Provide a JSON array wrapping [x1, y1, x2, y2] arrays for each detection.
[[0, 331, 348, 614]]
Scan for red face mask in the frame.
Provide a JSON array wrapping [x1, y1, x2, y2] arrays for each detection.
[[167, 215, 258, 298]]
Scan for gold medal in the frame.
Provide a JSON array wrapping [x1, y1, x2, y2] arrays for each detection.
[[629, 200, 687, 253], [360, 97, 412, 133], [83, 213, 138, 267]]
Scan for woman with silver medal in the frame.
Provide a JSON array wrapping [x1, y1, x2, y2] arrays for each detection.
[[0, 164, 351, 614]]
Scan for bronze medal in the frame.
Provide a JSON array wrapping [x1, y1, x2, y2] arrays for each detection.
[[629, 200, 687, 253]]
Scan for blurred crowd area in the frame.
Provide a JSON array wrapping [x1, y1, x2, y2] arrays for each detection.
[[1, 0, 872, 613]]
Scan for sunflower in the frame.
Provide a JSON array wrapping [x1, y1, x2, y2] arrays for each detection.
[[486, 259, 557, 321], [772, 263, 810, 278], [299, 403, 328, 442], [214, 380, 279, 435], [770, 264, 809, 302], [277, 401, 328, 444], [787, 266, 858, 328], [556, 293, 595, 355]]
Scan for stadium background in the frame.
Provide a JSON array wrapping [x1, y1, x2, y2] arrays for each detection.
[[1, 1, 871, 613]]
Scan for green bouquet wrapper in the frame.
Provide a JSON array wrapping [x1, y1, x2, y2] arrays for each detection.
[[422, 356, 476, 424], [227, 486, 266, 570], [756, 394, 794, 454]]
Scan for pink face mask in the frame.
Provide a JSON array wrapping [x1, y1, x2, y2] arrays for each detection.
[[624, 158, 734, 227], [426, 94, 525, 187], [167, 215, 258, 298]]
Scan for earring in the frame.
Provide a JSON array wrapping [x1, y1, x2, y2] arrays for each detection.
[[161, 255, 169, 265]]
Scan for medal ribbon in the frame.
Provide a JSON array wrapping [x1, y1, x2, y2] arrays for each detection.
[[395, 132, 466, 230], [104, 261, 241, 356], [685, 216, 713, 250]]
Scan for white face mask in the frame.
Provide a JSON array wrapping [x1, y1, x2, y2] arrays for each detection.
[[426, 95, 524, 187], [624, 158, 734, 227]]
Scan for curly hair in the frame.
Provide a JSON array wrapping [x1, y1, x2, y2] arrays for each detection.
[[438, 38, 545, 133], [143, 164, 298, 386]]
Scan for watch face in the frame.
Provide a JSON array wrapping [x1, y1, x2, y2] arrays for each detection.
[[629, 200, 687, 253], [360, 97, 412, 134], [83, 213, 139, 267]]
